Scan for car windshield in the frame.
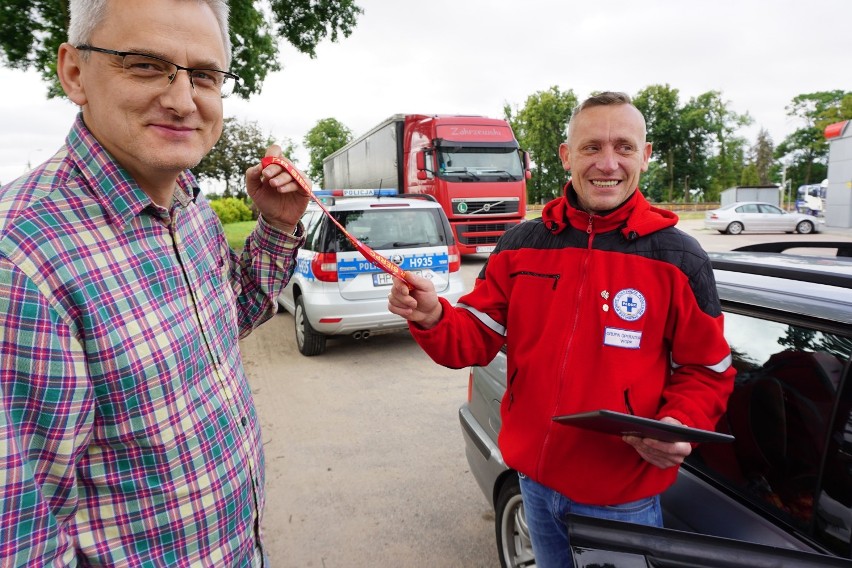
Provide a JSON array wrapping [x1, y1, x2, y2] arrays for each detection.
[[332, 208, 448, 251]]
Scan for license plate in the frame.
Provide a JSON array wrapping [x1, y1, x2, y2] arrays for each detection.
[[373, 270, 423, 287], [476, 245, 496, 253]]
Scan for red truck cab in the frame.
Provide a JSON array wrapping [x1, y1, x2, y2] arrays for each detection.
[[324, 114, 529, 255]]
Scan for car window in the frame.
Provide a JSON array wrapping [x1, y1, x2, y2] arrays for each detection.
[[737, 204, 760, 213], [331, 208, 447, 251], [302, 210, 324, 250], [758, 204, 783, 214], [689, 312, 852, 554]]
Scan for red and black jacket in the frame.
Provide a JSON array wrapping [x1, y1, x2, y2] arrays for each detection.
[[410, 183, 735, 505]]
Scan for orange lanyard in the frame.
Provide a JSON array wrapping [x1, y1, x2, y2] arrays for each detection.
[[261, 156, 414, 290]]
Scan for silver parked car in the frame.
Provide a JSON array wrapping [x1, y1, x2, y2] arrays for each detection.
[[704, 201, 823, 235], [460, 242, 852, 567], [278, 189, 466, 356]]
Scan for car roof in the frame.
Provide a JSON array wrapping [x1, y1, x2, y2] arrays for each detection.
[[719, 201, 781, 208], [710, 245, 852, 327], [308, 196, 442, 212]]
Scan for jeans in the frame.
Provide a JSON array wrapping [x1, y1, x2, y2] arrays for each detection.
[[518, 474, 663, 568]]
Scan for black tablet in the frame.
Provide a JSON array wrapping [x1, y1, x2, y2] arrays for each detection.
[[552, 410, 734, 443]]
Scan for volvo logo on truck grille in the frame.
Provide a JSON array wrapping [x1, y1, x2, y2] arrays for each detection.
[[453, 198, 519, 215]]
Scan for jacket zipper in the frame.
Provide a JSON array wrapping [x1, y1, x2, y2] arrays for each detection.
[[538, 215, 597, 479]]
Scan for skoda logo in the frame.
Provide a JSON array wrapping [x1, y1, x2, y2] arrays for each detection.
[[390, 254, 404, 266], [457, 202, 469, 213]]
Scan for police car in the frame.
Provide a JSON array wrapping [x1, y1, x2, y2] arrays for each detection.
[[278, 189, 466, 356]]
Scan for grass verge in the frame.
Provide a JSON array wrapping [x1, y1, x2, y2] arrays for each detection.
[[223, 221, 256, 252]]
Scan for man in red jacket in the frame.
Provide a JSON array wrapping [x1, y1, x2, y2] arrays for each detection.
[[388, 92, 735, 567]]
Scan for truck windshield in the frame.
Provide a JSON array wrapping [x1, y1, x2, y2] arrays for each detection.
[[437, 147, 523, 181]]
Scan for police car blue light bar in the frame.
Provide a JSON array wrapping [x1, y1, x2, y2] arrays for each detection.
[[313, 189, 399, 197]]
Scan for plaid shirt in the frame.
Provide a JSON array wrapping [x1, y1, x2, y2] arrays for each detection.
[[0, 115, 303, 567]]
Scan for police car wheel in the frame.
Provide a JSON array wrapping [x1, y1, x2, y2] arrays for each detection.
[[295, 296, 326, 356]]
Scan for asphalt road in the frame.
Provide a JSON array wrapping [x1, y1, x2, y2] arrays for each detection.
[[241, 217, 852, 567], [242, 255, 493, 568]]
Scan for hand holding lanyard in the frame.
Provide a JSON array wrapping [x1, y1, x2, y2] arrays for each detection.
[[261, 156, 415, 290]]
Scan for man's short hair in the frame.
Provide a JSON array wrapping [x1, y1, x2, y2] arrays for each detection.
[[67, 0, 232, 67], [565, 91, 643, 142]]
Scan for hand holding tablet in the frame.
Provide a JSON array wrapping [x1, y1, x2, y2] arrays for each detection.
[[552, 410, 734, 444]]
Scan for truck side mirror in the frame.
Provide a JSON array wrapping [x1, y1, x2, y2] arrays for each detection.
[[523, 151, 532, 179], [416, 150, 428, 180]]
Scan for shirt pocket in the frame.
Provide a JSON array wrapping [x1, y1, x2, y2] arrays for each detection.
[[509, 270, 561, 290]]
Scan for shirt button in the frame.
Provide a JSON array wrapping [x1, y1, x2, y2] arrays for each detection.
[[241, 416, 248, 427]]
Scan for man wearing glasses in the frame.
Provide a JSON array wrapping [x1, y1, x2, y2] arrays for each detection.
[[0, 1, 309, 566]]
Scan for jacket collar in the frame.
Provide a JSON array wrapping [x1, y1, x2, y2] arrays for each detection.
[[541, 181, 679, 240]]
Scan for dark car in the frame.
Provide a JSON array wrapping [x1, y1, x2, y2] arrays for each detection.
[[459, 242, 852, 567]]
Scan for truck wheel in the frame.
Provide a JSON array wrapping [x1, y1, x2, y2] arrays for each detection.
[[495, 474, 535, 568], [796, 220, 814, 234], [294, 296, 326, 356], [726, 222, 744, 235]]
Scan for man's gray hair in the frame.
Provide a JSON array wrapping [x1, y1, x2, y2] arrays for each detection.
[[67, 0, 232, 66], [565, 91, 644, 141]]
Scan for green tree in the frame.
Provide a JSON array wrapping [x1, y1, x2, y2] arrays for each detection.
[[633, 85, 683, 202], [0, 0, 363, 98], [504, 86, 577, 205], [678, 96, 715, 201], [751, 128, 776, 185], [640, 161, 668, 203], [303, 117, 352, 187], [739, 163, 760, 186], [840, 93, 852, 118], [687, 91, 751, 201], [776, 91, 851, 188], [633, 87, 750, 203], [194, 117, 294, 198]]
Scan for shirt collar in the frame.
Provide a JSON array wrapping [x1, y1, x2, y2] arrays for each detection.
[[66, 113, 199, 229]]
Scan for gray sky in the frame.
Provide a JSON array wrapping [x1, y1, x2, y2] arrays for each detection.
[[2, 0, 850, 187]]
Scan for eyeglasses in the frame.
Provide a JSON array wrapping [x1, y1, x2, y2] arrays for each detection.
[[75, 45, 240, 99]]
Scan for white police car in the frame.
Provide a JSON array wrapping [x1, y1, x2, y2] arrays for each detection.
[[278, 189, 466, 356]]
